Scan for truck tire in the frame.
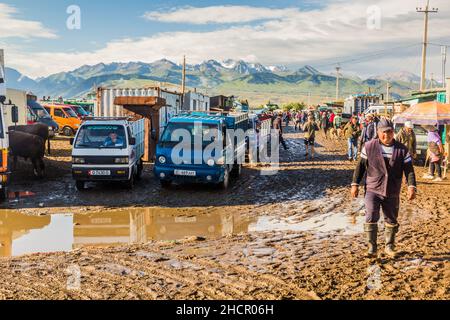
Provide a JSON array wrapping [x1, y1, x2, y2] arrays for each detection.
[[160, 180, 171, 189], [219, 166, 230, 189], [136, 160, 143, 181], [0, 187, 8, 201], [75, 181, 85, 191], [63, 127, 73, 137], [231, 163, 242, 178], [125, 172, 135, 189]]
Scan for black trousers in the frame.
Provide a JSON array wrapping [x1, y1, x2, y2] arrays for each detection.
[[365, 191, 399, 225], [430, 160, 442, 178]]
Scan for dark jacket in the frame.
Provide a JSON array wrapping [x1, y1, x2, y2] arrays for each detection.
[[352, 139, 416, 198], [396, 128, 417, 156], [344, 122, 361, 140]]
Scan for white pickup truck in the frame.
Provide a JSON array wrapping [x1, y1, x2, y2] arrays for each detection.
[[71, 117, 145, 190]]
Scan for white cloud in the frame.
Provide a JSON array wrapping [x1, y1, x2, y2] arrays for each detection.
[[6, 0, 450, 78], [0, 3, 57, 39], [143, 6, 298, 24]]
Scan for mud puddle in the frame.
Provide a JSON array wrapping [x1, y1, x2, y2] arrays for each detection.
[[249, 211, 365, 236], [1, 199, 366, 257], [0, 208, 255, 257]]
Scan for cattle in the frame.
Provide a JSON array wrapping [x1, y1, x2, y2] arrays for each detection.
[[8, 123, 51, 155], [9, 131, 46, 178]]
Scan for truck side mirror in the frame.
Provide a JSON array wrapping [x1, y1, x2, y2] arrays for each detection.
[[70, 138, 74, 145], [11, 105, 19, 124], [130, 137, 136, 145]]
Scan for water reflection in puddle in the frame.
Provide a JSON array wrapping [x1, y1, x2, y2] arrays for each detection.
[[0, 208, 254, 257], [0, 207, 365, 258]]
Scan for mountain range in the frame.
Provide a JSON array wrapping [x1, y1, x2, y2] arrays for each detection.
[[4, 59, 430, 106]]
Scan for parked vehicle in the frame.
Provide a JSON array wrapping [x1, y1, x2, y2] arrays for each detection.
[[154, 112, 249, 189], [27, 99, 59, 137], [365, 105, 393, 117], [69, 104, 90, 119], [71, 117, 145, 190], [394, 123, 428, 160], [43, 104, 81, 136], [0, 102, 9, 200], [0, 64, 9, 200]]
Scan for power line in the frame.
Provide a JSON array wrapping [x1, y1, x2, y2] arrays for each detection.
[[313, 43, 421, 69]]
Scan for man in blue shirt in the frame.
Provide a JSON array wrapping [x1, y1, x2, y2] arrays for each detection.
[[103, 132, 124, 147]]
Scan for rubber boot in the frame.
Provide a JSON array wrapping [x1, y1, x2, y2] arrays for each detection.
[[364, 223, 378, 258], [385, 223, 399, 258]]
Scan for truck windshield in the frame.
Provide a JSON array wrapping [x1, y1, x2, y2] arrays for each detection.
[[160, 122, 219, 144], [75, 125, 127, 149], [63, 107, 78, 118], [72, 106, 88, 116], [28, 100, 51, 119]]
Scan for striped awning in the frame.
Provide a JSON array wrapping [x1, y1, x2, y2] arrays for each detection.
[[394, 101, 450, 125]]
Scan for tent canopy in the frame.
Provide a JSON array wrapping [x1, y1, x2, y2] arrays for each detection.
[[394, 101, 450, 125]]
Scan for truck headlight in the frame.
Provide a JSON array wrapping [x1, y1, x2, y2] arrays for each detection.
[[72, 157, 85, 164], [207, 159, 215, 167], [158, 156, 166, 164], [114, 157, 129, 164]]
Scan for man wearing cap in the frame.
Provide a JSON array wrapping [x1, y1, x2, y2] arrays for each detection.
[[396, 121, 417, 161], [358, 114, 378, 154], [351, 118, 417, 258]]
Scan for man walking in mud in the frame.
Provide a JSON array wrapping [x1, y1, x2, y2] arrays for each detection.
[[273, 113, 288, 150], [350, 118, 416, 258]]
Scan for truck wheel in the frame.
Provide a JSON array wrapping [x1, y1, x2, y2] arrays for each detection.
[[75, 181, 85, 191], [63, 127, 73, 137], [125, 172, 135, 189], [0, 187, 8, 201], [160, 180, 171, 189], [136, 161, 143, 181], [220, 166, 230, 189], [231, 163, 242, 178]]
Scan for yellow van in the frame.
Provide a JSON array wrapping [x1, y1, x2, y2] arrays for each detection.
[[43, 104, 82, 136]]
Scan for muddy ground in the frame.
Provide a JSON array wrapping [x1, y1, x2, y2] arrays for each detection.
[[0, 127, 448, 300]]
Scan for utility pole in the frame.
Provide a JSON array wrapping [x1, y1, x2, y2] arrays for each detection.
[[181, 55, 186, 107], [335, 65, 341, 101], [386, 82, 391, 103], [417, 0, 438, 92], [442, 46, 447, 88]]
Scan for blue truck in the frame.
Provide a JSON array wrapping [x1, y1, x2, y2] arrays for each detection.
[[154, 112, 249, 189]]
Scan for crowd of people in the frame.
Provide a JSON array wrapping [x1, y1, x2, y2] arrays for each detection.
[[267, 108, 446, 183]]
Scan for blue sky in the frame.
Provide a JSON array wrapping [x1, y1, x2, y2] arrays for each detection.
[[2, 0, 322, 52], [0, 0, 449, 79]]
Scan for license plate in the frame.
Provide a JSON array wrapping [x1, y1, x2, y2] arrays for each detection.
[[89, 170, 111, 176], [416, 150, 422, 155], [174, 170, 196, 177]]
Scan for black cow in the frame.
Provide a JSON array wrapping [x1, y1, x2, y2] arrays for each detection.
[[9, 124, 51, 155], [9, 131, 46, 178]]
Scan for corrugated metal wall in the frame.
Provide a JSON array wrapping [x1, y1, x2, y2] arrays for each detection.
[[96, 87, 182, 133]]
